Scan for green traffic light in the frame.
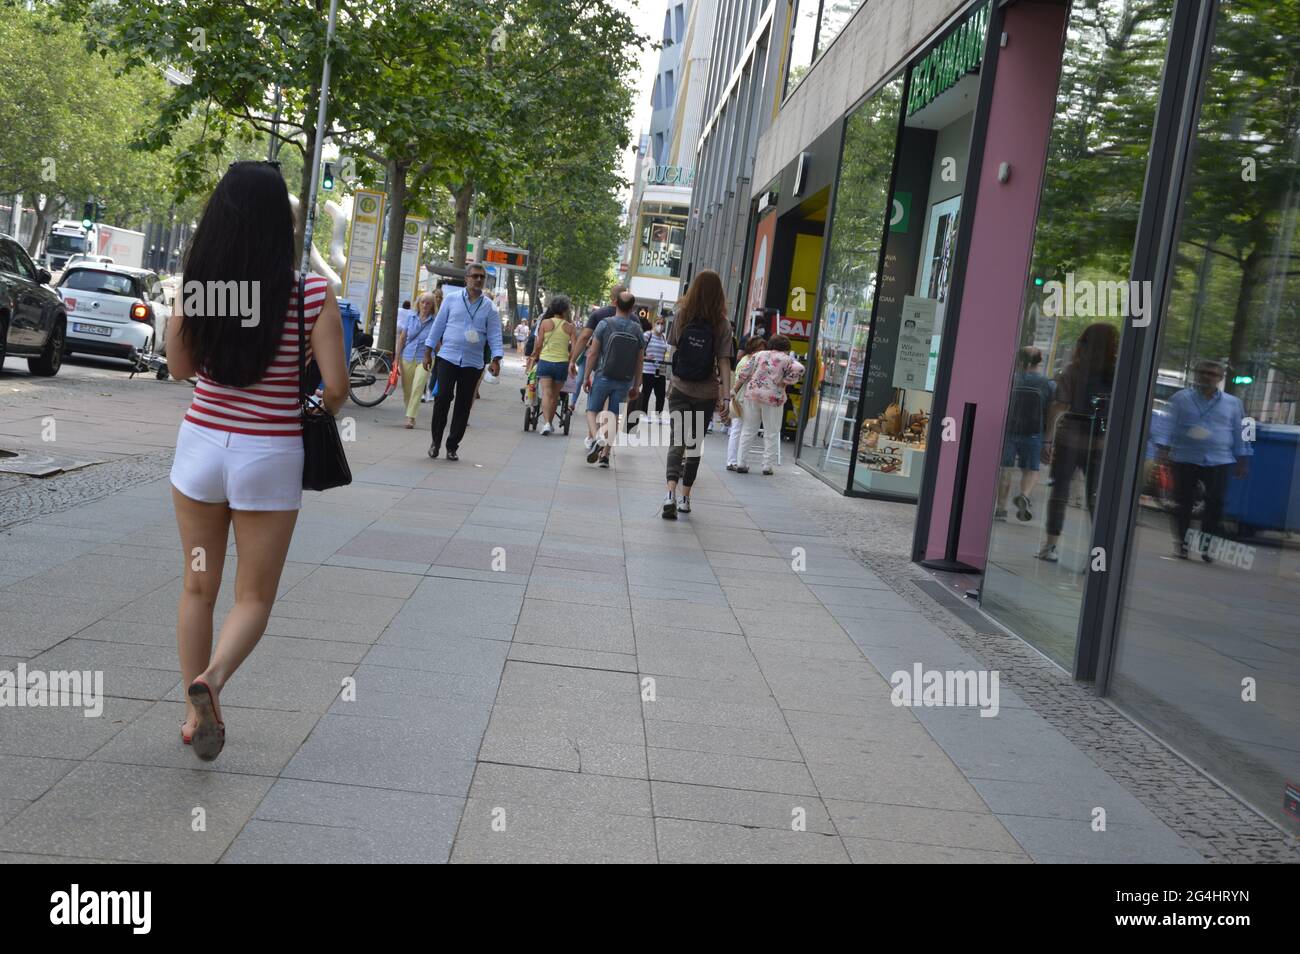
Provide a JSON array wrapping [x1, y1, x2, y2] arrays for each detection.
[[1033, 277, 1045, 286], [322, 162, 334, 191], [81, 218, 92, 230], [1232, 375, 1254, 385]]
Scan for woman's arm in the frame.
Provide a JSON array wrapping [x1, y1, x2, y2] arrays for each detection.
[[310, 285, 349, 415], [166, 303, 196, 380]]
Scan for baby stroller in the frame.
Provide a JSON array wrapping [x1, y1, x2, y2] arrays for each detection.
[[522, 367, 575, 435]]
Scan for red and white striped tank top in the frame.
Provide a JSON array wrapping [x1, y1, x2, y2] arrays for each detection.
[[184, 274, 329, 437]]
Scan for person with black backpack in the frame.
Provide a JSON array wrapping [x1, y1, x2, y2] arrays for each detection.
[[995, 345, 1055, 522], [661, 269, 734, 518], [582, 290, 644, 468]]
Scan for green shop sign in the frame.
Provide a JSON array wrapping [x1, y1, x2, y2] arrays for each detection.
[[906, 1, 991, 117]]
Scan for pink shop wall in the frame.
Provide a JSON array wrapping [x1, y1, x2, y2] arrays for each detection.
[[924, 1, 1069, 566]]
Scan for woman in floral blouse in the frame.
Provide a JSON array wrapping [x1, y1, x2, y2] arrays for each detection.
[[734, 334, 805, 475]]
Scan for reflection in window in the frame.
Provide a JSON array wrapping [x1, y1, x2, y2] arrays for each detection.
[[635, 204, 688, 279], [785, 0, 820, 97], [801, 75, 904, 485], [816, 1, 864, 60], [1111, 0, 1300, 836], [981, 0, 1173, 668]]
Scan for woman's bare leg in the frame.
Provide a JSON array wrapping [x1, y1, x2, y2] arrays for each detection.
[[198, 508, 298, 695], [172, 487, 231, 736]]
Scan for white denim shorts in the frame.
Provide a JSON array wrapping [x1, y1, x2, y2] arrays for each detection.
[[170, 420, 304, 511]]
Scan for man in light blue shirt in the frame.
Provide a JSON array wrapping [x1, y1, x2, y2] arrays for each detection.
[[1158, 359, 1252, 560], [420, 263, 503, 461]]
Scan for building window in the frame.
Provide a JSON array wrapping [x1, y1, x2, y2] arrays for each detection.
[[665, 69, 675, 106], [634, 205, 688, 279], [663, 11, 673, 46], [785, 0, 820, 97], [675, 4, 685, 43], [651, 74, 661, 110], [784, 1, 870, 99]]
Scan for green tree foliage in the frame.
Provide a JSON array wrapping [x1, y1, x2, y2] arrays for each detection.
[[0, 3, 177, 252]]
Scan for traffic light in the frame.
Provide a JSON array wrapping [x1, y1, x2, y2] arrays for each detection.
[[82, 201, 94, 230], [322, 162, 334, 191], [1232, 374, 1254, 386]]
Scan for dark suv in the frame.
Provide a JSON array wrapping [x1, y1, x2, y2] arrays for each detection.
[[0, 234, 66, 376]]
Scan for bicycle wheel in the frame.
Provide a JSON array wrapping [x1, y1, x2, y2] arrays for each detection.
[[349, 350, 392, 407]]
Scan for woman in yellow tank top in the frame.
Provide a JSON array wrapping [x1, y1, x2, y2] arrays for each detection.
[[529, 295, 575, 434]]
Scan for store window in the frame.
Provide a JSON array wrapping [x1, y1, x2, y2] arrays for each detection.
[[634, 203, 688, 279], [802, 74, 905, 487], [1109, 1, 1300, 836], [980, 0, 1174, 668]]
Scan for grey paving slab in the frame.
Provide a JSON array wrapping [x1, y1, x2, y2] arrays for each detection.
[[0, 695, 151, 759], [469, 762, 652, 816], [647, 747, 820, 796], [644, 720, 804, 761], [222, 778, 463, 864], [994, 814, 1205, 864], [0, 754, 79, 801], [280, 713, 479, 796], [841, 836, 1030, 864], [0, 760, 273, 863], [655, 818, 850, 864], [451, 798, 657, 863], [824, 799, 1024, 854], [505, 643, 638, 673], [652, 780, 838, 834]]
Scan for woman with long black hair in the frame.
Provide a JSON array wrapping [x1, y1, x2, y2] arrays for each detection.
[[164, 161, 348, 761]]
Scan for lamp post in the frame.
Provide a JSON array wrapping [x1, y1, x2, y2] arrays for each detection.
[[299, 0, 340, 276]]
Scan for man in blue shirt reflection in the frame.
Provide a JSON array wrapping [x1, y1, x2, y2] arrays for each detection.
[[1157, 360, 1252, 561]]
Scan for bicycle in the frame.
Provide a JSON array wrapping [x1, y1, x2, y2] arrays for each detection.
[[349, 345, 396, 407]]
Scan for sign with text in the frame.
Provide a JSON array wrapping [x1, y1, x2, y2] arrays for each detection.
[[482, 243, 528, 269], [894, 296, 937, 390], [400, 217, 428, 304], [343, 189, 386, 328]]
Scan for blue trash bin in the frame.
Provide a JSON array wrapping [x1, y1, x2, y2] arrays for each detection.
[[1224, 423, 1300, 534]]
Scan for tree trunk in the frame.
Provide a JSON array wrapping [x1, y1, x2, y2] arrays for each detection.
[[1226, 244, 1266, 396], [26, 195, 59, 259], [451, 180, 473, 268], [377, 157, 410, 356], [294, 92, 320, 261]]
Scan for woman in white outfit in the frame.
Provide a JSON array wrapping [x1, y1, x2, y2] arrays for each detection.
[[165, 161, 348, 761], [734, 334, 805, 475], [726, 336, 767, 470]]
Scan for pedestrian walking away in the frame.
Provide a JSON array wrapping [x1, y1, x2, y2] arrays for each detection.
[[571, 282, 628, 445], [422, 263, 503, 461], [735, 334, 804, 475], [727, 335, 767, 470], [662, 269, 734, 518], [583, 290, 644, 467], [164, 160, 349, 762], [396, 291, 437, 428], [530, 295, 576, 435]]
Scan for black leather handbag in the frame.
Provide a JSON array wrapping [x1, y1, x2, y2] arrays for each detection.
[[296, 275, 352, 491]]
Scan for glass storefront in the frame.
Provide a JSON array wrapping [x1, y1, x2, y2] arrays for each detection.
[[800, 2, 988, 500], [633, 203, 687, 279], [1109, 0, 1300, 835], [801, 76, 903, 486], [981, 0, 1174, 668]]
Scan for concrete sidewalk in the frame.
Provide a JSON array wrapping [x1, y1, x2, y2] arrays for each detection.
[[0, 355, 1206, 862]]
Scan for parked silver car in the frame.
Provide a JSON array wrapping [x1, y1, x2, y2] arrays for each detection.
[[57, 264, 169, 365]]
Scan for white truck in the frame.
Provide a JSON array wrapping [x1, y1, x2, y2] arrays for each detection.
[[42, 221, 146, 274]]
